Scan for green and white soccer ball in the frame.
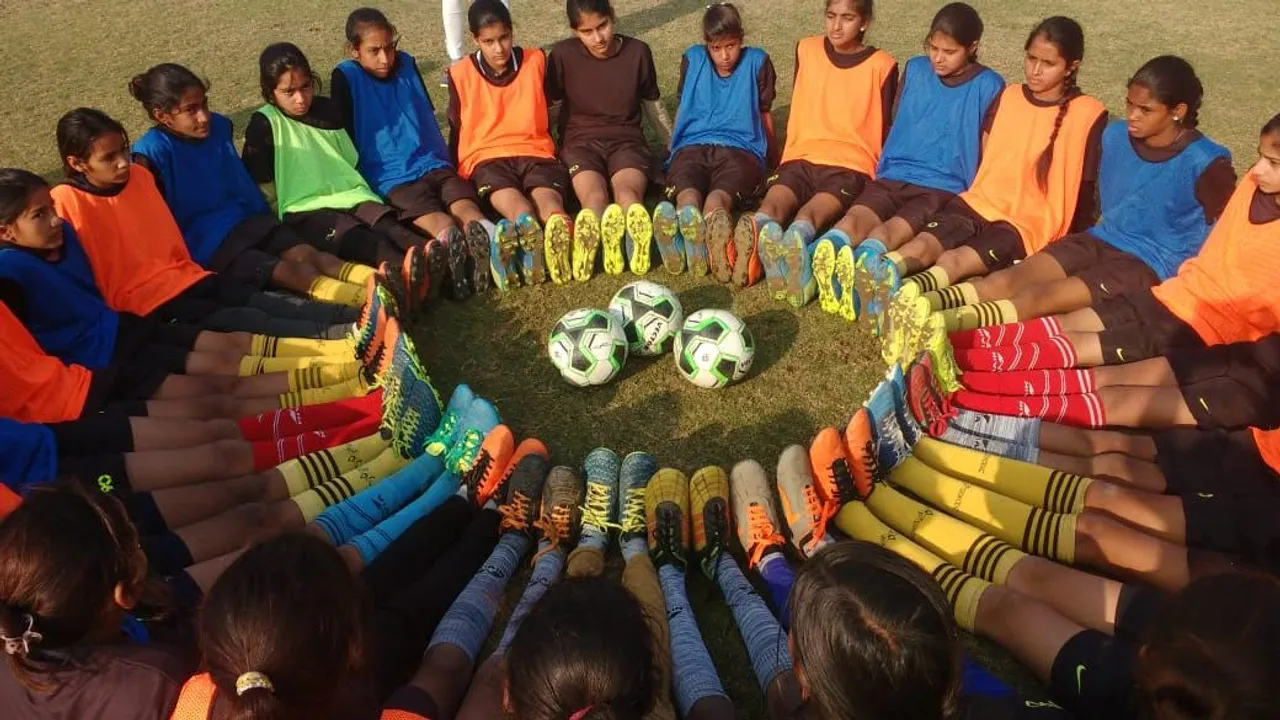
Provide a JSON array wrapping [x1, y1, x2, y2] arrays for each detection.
[[673, 309, 755, 388], [547, 308, 629, 387], [608, 281, 684, 356]]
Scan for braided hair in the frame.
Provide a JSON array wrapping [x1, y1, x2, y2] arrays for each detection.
[[1026, 17, 1085, 192]]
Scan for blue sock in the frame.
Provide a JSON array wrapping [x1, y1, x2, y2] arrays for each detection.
[[495, 541, 565, 655], [788, 220, 816, 246], [946, 412, 1041, 464], [757, 551, 795, 630], [621, 536, 647, 562], [427, 533, 531, 661], [350, 471, 461, 565], [658, 564, 728, 715], [315, 454, 444, 545], [711, 555, 792, 692], [866, 380, 910, 470], [822, 228, 852, 246], [754, 211, 775, 227]]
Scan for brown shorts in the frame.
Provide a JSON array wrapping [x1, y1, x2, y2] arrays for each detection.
[[1094, 289, 1204, 365], [1155, 428, 1279, 496], [1180, 491, 1280, 572], [922, 197, 1024, 270], [208, 214, 306, 289], [561, 137, 657, 182], [1043, 233, 1161, 303], [386, 168, 479, 221], [470, 156, 570, 200], [766, 160, 867, 211], [665, 145, 763, 207], [853, 179, 954, 234], [1168, 333, 1280, 431]]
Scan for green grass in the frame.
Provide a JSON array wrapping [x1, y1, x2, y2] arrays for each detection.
[[4, 0, 1277, 715]]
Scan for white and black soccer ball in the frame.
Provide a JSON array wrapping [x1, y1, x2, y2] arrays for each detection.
[[673, 309, 755, 389], [608, 281, 684, 356], [547, 308, 629, 387]]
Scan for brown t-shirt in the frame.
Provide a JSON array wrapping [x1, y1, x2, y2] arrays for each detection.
[[545, 35, 660, 147], [1251, 187, 1280, 224], [0, 643, 191, 720]]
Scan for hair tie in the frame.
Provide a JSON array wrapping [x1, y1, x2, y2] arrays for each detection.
[[1, 613, 43, 657], [568, 706, 596, 720], [235, 671, 275, 696]]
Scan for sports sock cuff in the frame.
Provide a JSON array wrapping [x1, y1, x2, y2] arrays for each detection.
[[941, 566, 991, 632], [754, 211, 775, 226], [826, 228, 852, 246], [338, 262, 376, 285], [789, 220, 816, 242], [883, 251, 906, 272], [308, 276, 364, 307], [621, 536, 648, 561]]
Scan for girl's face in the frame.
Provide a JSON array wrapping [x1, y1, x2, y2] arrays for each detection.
[[1124, 83, 1182, 144], [926, 31, 973, 78], [1249, 132, 1280, 195], [1023, 35, 1078, 98], [824, 0, 865, 52], [0, 187, 63, 252], [155, 86, 211, 139], [69, 131, 132, 188], [706, 36, 744, 77], [573, 11, 616, 59], [474, 22, 514, 71], [351, 25, 397, 78], [273, 68, 317, 117]]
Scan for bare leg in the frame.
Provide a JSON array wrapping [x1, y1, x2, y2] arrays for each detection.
[[703, 189, 734, 215], [184, 549, 245, 593], [610, 168, 648, 208], [1055, 307, 1106, 333], [1007, 277, 1095, 320], [123, 439, 256, 491], [1096, 386, 1198, 429], [1038, 424, 1158, 461], [487, 188, 534, 223], [282, 243, 351, 279], [406, 644, 475, 720], [866, 216, 919, 251], [1003, 555, 1124, 634], [757, 184, 800, 225], [127, 417, 243, 450], [792, 193, 846, 232], [969, 252, 1068, 303], [973, 584, 1085, 685], [449, 199, 488, 226], [150, 469, 288, 529], [932, 246, 996, 286], [1090, 358, 1178, 388], [454, 655, 504, 720], [267, 257, 323, 294], [891, 232, 945, 275], [1074, 510, 1190, 592], [172, 500, 300, 564], [530, 187, 566, 221], [676, 188, 704, 210], [571, 170, 611, 216], [1083, 481, 1186, 543], [413, 212, 461, 239], [831, 204, 883, 244], [1037, 450, 1169, 493]]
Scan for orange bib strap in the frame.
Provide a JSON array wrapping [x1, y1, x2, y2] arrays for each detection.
[[452, 48, 556, 178], [169, 673, 216, 720]]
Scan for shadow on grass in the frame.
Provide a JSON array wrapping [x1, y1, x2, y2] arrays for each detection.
[[618, 0, 709, 36], [741, 307, 799, 376]]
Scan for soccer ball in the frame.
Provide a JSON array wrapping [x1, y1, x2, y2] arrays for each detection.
[[673, 309, 755, 389], [608, 281, 684, 356], [547, 308, 629, 387]]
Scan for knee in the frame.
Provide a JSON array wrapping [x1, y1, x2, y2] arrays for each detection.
[[211, 418, 242, 440], [1090, 453, 1132, 481]]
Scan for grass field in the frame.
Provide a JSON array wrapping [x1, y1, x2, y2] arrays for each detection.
[[3, 0, 1277, 714]]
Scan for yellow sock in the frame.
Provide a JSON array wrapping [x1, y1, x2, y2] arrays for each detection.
[[290, 448, 408, 522], [239, 354, 355, 376], [907, 266, 951, 293], [286, 362, 362, 392], [836, 501, 992, 631], [337, 262, 376, 285], [857, 484, 1026, 584], [883, 251, 907, 274], [308, 276, 365, 308], [249, 335, 356, 358], [912, 437, 1092, 514], [890, 456, 1077, 563], [278, 432, 389, 496], [931, 283, 979, 311], [944, 298, 1019, 332], [278, 376, 369, 408]]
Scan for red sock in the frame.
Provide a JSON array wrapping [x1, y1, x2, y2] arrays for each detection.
[[250, 415, 384, 470], [955, 336, 1080, 373], [953, 390, 1106, 428], [950, 317, 1063, 350], [959, 368, 1095, 396], [238, 389, 383, 441]]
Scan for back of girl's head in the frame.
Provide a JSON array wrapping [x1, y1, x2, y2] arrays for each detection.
[[0, 168, 49, 225], [1129, 56, 1204, 129], [199, 533, 368, 720], [258, 42, 318, 103], [789, 541, 962, 720], [0, 484, 142, 691], [1138, 572, 1280, 720], [55, 108, 128, 177], [567, 0, 615, 28], [929, 2, 983, 49], [345, 7, 396, 47], [506, 576, 655, 720], [703, 3, 745, 42], [128, 63, 208, 117], [469, 0, 513, 35], [1260, 112, 1280, 139]]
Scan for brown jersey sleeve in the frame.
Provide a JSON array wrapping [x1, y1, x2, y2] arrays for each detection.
[[757, 54, 778, 112], [880, 62, 900, 142], [239, 112, 276, 184], [1194, 156, 1238, 224], [1069, 110, 1110, 233], [638, 42, 660, 102]]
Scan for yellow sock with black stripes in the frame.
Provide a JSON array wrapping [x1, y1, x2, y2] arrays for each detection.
[[906, 266, 952, 293], [926, 283, 980, 312], [890, 456, 1078, 563], [278, 376, 369, 408], [883, 251, 908, 274], [286, 362, 362, 392], [277, 433, 390, 496], [308, 276, 365, 307], [290, 448, 408, 522], [857, 484, 1027, 584], [911, 436, 1092, 513], [337, 262, 376, 285], [942, 299, 1018, 332], [239, 354, 355, 376], [836, 501, 992, 631], [248, 335, 356, 358]]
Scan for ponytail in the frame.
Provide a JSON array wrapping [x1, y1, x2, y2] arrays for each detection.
[[1035, 77, 1081, 192], [1026, 16, 1086, 192]]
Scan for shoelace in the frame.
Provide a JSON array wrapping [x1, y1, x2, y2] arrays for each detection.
[[858, 440, 883, 497], [461, 451, 494, 496], [445, 430, 483, 473], [499, 491, 532, 532], [619, 488, 647, 535], [655, 506, 683, 565], [700, 504, 728, 578], [815, 460, 855, 540], [579, 482, 620, 533], [423, 411, 460, 457], [534, 503, 574, 561], [744, 504, 783, 568]]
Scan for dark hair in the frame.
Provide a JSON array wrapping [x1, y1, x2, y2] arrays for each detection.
[[345, 7, 397, 47], [703, 3, 745, 42], [128, 63, 209, 118], [0, 168, 49, 225], [1260, 112, 1280, 138], [199, 533, 370, 720], [1128, 56, 1204, 129], [258, 43, 320, 104], [55, 108, 129, 177], [1026, 16, 1086, 192], [928, 2, 983, 57], [826, 0, 873, 40], [506, 577, 656, 720], [0, 485, 145, 692], [789, 541, 963, 720], [566, 0, 615, 28], [1138, 572, 1280, 720], [469, 0, 513, 35]]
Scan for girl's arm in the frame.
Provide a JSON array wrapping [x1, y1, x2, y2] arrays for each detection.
[[329, 67, 357, 143], [239, 113, 276, 185], [1068, 111, 1109, 233], [445, 68, 463, 166], [758, 55, 780, 169], [879, 62, 900, 143]]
